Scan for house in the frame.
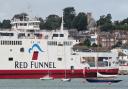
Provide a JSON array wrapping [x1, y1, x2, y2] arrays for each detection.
[[97, 32, 116, 48]]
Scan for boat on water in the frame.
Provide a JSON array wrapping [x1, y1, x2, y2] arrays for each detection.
[[86, 71, 121, 83], [0, 13, 119, 79], [40, 75, 54, 80], [61, 78, 71, 82], [86, 78, 122, 83], [97, 72, 117, 78]]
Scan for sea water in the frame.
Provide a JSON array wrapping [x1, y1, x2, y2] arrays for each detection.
[[0, 75, 127, 89]]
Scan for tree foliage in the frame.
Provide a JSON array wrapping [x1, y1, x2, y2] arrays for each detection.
[[0, 20, 11, 29], [72, 12, 87, 31], [97, 14, 112, 31], [97, 13, 128, 31], [44, 15, 61, 30], [39, 17, 45, 29], [84, 39, 91, 47], [63, 7, 76, 29]]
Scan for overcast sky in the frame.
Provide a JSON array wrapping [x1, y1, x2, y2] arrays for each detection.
[[0, 0, 128, 21]]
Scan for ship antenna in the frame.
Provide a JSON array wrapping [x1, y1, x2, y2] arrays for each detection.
[[60, 14, 64, 32]]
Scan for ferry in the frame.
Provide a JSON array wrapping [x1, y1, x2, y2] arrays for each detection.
[[0, 14, 119, 79]]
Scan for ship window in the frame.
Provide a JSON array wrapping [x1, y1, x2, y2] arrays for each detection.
[[2, 41, 5, 45], [20, 47, 24, 52], [15, 41, 18, 45], [17, 41, 20, 45], [47, 41, 57, 46], [71, 66, 74, 70], [4, 41, 7, 45], [7, 41, 9, 45], [24, 23, 27, 26], [58, 43, 63, 46], [9, 57, 13, 61], [13, 41, 15, 45], [12, 41, 14, 45], [64, 41, 72, 46], [58, 58, 62, 61], [60, 34, 64, 37], [18, 41, 22, 45], [19, 41, 22, 45], [28, 34, 30, 37], [53, 34, 58, 37], [0, 33, 14, 36]]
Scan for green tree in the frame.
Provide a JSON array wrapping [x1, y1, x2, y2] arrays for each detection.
[[39, 17, 45, 29], [121, 18, 128, 25], [84, 39, 91, 47], [63, 7, 76, 29], [106, 14, 112, 23], [44, 15, 61, 30], [2, 20, 11, 29], [97, 15, 106, 26], [97, 14, 113, 31], [72, 12, 87, 31], [0, 22, 2, 28]]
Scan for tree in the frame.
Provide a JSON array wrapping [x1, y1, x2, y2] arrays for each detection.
[[0, 22, 2, 28], [2, 20, 11, 29], [84, 39, 91, 47], [97, 15, 106, 26], [72, 12, 87, 31], [97, 14, 113, 31], [106, 14, 112, 24], [121, 18, 128, 25], [44, 15, 61, 30], [63, 7, 76, 29], [39, 17, 45, 29]]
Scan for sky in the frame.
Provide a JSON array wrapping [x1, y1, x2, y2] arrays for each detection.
[[0, 0, 128, 21]]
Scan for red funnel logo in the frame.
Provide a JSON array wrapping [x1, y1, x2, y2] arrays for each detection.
[[29, 43, 44, 60], [32, 51, 39, 60]]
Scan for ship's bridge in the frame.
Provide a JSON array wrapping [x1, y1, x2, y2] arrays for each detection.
[[11, 16, 40, 31]]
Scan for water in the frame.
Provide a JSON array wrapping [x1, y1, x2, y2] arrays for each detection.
[[0, 75, 127, 89]]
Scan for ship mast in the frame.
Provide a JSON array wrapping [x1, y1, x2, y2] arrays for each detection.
[[60, 15, 64, 32]]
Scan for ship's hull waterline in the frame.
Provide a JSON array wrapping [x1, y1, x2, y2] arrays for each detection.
[[0, 69, 118, 79]]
